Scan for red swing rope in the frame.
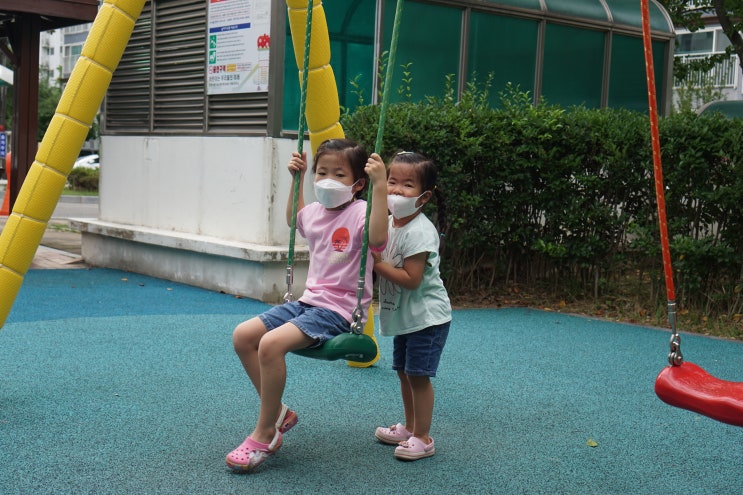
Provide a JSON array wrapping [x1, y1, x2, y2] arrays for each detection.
[[640, 0, 682, 366], [644, 2, 743, 428]]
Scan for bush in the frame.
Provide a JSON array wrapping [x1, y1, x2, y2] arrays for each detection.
[[342, 84, 743, 319], [67, 167, 99, 192]]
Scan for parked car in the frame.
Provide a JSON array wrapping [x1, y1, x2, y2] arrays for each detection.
[[73, 153, 100, 169]]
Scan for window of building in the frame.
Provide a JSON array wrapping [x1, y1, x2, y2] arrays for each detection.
[[282, 0, 463, 133], [63, 44, 84, 77], [674, 29, 738, 89], [676, 31, 714, 54], [715, 29, 732, 52]]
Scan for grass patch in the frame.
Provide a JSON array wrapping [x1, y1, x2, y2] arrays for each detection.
[[47, 222, 78, 233], [61, 189, 98, 196]]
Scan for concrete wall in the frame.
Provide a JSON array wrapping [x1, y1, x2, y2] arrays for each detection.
[[74, 135, 312, 303]]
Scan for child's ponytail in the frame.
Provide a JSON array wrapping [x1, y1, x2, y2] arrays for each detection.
[[431, 186, 447, 254]]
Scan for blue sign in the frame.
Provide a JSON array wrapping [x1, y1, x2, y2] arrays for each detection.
[[0, 133, 5, 159]]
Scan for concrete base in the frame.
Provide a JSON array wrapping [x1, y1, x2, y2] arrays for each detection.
[[71, 219, 308, 304]]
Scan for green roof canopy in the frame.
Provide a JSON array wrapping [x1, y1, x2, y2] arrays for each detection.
[[486, 0, 674, 33]]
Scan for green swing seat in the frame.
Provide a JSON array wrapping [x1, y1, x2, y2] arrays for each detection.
[[293, 332, 378, 363]]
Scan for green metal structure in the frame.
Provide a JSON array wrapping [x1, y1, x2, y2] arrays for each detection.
[[281, 0, 675, 130]]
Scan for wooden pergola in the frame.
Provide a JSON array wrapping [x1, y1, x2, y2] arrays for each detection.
[[0, 0, 98, 209]]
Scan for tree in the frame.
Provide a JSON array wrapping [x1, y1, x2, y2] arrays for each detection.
[[660, 1, 743, 81], [38, 74, 62, 141]]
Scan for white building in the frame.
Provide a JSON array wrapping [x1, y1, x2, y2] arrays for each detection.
[[39, 29, 63, 82], [672, 3, 743, 110], [674, 27, 742, 101]]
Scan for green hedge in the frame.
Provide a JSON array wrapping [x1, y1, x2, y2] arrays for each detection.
[[67, 167, 99, 192], [341, 84, 743, 317]]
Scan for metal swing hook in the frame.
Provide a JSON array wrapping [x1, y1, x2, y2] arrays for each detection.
[[666, 301, 683, 366], [350, 278, 366, 334], [283, 266, 295, 303], [668, 333, 683, 366]]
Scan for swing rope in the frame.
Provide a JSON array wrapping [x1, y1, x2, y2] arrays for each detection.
[[639, 0, 680, 367], [285, 0, 405, 336], [284, 0, 314, 304], [286, 0, 405, 363], [642, 0, 743, 427], [350, 0, 405, 333]]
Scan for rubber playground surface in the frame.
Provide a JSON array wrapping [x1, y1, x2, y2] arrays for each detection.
[[1, 268, 742, 494]]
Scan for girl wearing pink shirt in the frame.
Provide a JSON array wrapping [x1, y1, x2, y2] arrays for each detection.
[[226, 139, 388, 472]]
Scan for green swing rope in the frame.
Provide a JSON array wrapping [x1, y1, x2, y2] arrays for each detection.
[[286, 0, 405, 334], [350, 0, 405, 333], [284, 0, 314, 304]]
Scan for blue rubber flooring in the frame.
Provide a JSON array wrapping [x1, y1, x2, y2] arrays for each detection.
[[1, 268, 742, 494]]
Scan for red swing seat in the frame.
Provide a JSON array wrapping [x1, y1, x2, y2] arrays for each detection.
[[655, 362, 743, 427]]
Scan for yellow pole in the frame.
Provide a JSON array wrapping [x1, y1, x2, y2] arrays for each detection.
[[286, 0, 345, 154], [0, 0, 146, 327]]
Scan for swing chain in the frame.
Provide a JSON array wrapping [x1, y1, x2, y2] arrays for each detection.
[[350, 278, 365, 334], [283, 266, 294, 303], [666, 301, 683, 366], [668, 334, 683, 366], [348, 0, 403, 339], [284, 0, 313, 304]]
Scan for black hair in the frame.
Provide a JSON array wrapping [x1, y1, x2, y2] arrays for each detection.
[[312, 138, 369, 199], [390, 151, 448, 240]]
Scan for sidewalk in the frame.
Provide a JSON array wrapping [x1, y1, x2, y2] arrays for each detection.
[[0, 194, 91, 269]]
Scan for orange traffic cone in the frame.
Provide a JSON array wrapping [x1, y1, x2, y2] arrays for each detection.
[[0, 152, 10, 216]]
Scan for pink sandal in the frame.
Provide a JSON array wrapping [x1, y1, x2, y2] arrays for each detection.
[[225, 429, 282, 472], [277, 404, 298, 433], [225, 405, 296, 472], [375, 423, 412, 445], [394, 436, 435, 461]]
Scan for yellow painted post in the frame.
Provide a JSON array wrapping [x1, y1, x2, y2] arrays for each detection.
[[0, 0, 146, 328], [285, 0, 345, 154]]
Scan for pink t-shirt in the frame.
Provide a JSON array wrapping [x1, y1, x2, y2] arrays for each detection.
[[297, 200, 377, 323]]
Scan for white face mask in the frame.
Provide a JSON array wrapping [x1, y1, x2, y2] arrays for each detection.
[[387, 193, 424, 219], [314, 178, 355, 209]]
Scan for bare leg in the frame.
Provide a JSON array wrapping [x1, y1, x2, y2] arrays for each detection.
[[398, 370, 414, 431], [247, 322, 313, 444], [233, 317, 269, 394], [408, 375, 434, 444]]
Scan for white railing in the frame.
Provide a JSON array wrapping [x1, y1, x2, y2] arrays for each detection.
[[674, 54, 740, 88]]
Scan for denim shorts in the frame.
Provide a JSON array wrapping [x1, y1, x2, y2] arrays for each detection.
[[392, 321, 450, 377], [258, 301, 350, 349]]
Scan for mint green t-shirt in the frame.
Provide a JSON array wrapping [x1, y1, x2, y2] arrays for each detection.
[[378, 214, 451, 336]]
